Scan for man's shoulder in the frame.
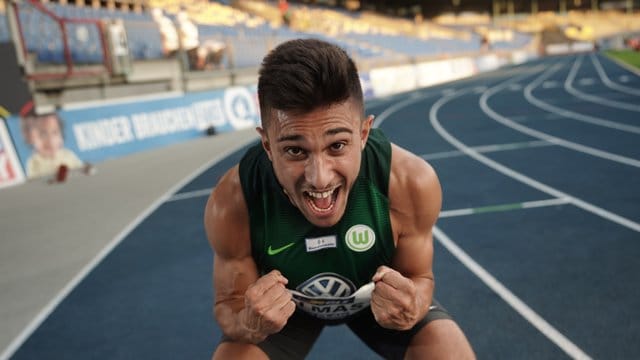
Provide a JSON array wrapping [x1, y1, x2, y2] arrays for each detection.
[[388, 144, 440, 204], [204, 164, 250, 249]]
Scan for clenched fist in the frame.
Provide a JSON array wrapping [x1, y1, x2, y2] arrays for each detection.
[[370, 266, 425, 330], [241, 270, 296, 342]]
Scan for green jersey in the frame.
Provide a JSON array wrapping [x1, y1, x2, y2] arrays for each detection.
[[238, 128, 395, 320]]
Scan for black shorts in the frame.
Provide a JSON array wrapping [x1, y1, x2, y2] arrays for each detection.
[[220, 300, 452, 360]]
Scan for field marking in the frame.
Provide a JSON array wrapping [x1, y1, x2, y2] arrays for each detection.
[[590, 53, 640, 96], [433, 227, 592, 360], [482, 65, 640, 168], [439, 197, 571, 218], [565, 55, 640, 111], [420, 140, 552, 161], [430, 89, 640, 233], [522, 63, 640, 135], [166, 188, 213, 202]]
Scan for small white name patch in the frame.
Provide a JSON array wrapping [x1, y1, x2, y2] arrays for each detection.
[[305, 235, 337, 252]]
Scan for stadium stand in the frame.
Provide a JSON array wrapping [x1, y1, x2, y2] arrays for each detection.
[[4, 0, 639, 115]]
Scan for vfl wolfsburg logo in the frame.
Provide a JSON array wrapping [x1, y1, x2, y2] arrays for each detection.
[[345, 224, 375, 252]]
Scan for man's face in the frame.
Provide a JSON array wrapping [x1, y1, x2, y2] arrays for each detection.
[[259, 100, 372, 228], [30, 115, 63, 159]]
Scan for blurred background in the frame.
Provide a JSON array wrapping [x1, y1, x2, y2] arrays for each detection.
[[0, 0, 639, 182], [1, 1, 639, 359]]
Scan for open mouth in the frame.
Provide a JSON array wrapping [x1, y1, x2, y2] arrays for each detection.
[[304, 186, 340, 214]]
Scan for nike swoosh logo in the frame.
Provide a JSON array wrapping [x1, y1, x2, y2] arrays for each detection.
[[267, 242, 295, 256]]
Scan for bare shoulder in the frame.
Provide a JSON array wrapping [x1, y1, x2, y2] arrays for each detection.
[[388, 144, 442, 236], [203, 164, 251, 258]]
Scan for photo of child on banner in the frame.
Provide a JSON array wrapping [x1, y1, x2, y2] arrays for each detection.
[[18, 101, 88, 180]]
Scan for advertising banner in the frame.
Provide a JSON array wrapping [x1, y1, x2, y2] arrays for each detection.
[[5, 85, 260, 179], [0, 119, 25, 188]]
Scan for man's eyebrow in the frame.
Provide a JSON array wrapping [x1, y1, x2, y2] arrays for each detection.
[[276, 127, 353, 142], [276, 134, 303, 142], [325, 127, 353, 136]]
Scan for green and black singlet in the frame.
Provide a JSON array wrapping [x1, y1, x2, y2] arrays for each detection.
[[238, 128, 395, 321]]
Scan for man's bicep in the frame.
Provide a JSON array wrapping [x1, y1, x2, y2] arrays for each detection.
[[392, 230, 434, 276], [204, 165, 251, 256], [389, 147, 441, 279], [203, 166, 257, 296]]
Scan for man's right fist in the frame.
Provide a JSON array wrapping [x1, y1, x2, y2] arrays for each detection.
[[241, 270, 296, 342]]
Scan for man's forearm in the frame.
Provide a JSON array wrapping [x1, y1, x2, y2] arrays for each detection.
[[412, 275, 435, 320], [215, 305, 267, 344]]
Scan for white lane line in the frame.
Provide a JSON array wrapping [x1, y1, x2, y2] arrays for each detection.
[[420, 140, 553, 161], [166, 188, 213, 202], [439, 197, 571, 218], [523, 63, 640, 135], [565, 55, 640, 111], [430, 90, 640, 233], [482, 66, 640, 168], [577, 78, 595, 86], [373, 91, 438, 128], [373, 64, 548, 129], [590, 53, 640, 96], [0, 134, 259, 360], [433, 227, 593, 360]]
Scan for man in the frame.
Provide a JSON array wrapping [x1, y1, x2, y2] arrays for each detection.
[[204, 38, 475, 359]]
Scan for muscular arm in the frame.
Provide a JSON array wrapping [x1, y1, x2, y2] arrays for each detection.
[[204, 166, 294, 343], [371, 144, 442, 329]]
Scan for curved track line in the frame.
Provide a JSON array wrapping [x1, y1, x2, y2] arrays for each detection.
[[367, 65, 594, 358], [373, 91, 437, 128], [433, 227, 592, 360], [0, 135, 259, 360], [523, 62, 640, 135], [431, 91, 640, 233], [483, 66, 640, 168], [590, 53, 640, 96], [565, 55, 640, 111]]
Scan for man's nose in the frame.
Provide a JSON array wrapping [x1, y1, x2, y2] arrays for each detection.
[[305, 155, 332, 189]]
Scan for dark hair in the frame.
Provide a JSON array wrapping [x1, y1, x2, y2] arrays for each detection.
[[257, 38, 364, 128]]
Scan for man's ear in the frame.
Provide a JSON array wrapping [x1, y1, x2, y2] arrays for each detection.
[[360, 115, 374, 150], [256, 127, 273, 161]]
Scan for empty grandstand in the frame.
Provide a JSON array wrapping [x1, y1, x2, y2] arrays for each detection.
[[0, 0, 639, 178]]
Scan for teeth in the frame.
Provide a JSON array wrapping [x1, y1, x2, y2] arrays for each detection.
[[307, 189, 334, 199]]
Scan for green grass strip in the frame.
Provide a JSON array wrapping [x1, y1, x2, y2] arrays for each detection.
[[604, 50, 640, 69]]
